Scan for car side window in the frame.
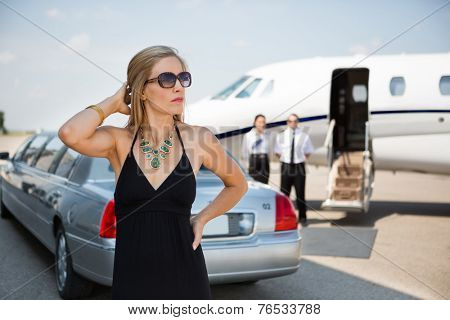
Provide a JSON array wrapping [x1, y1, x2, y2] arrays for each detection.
[[22, 135, 50, 166], [34, 136, 65, 172], [54, 148, 79, 178], [13, 136, 34, 162]]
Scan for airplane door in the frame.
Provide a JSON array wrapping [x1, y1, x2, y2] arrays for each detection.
[[321, 68, 375, 213], [330, 68, 369, 151]]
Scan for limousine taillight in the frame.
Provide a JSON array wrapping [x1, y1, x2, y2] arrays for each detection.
[[275, 192, 298, 231], [99, 199, 116, 238]]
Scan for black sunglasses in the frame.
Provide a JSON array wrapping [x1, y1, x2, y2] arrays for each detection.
[[144, 71, 192, 88]]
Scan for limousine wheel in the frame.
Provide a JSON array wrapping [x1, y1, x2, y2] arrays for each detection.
[[55, 226, 94, 299], [0, 198, 12, 219]]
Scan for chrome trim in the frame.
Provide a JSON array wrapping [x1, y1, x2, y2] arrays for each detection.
[[66, 232, 115, 251]]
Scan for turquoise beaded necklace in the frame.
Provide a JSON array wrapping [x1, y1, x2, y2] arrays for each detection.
[[139, 123, 175, 169]]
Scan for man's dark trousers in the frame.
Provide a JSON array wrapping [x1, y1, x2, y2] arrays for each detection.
[[280, 161, 307, 221]]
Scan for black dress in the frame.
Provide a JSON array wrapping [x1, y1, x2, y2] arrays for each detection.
[[112, 123, 212, 299]]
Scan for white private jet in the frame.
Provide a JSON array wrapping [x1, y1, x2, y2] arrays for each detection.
[[185, 52, 450, 213]]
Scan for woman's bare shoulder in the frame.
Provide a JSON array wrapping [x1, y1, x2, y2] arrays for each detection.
[[177, 121, 199, 131], [177, 122, 212, 135], [177, 122, 212, 146], [176, 123, 206, 170]]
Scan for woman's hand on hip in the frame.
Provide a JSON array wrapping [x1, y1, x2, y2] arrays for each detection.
[[190, 215, 206, 250]]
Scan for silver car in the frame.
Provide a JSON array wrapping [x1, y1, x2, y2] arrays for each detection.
[[0, 130, 302, 299]]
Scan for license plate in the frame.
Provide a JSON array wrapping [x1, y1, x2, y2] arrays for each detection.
[[203, 214, 229, 236]]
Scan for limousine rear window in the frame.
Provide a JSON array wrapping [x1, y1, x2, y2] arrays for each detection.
[[88, 157, 115, 181]]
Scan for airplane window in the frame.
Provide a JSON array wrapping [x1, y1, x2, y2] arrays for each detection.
[[211, 75, 250, 100], [439, 76, 450, 95], [352, 84, 368, 102], [236, 78, 262, 98], [259, 80, 274, 97], [389, 77, 405, 96]]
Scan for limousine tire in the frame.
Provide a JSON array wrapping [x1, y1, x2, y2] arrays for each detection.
[[55, 226, 94, 299], [0, 197, 12, 219]]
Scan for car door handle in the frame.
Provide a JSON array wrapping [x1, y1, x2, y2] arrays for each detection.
[[48, 191, 62, 209], [27, 184, 36, 195]]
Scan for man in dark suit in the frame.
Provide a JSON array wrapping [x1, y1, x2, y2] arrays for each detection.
[[274, 113, 314, 226]]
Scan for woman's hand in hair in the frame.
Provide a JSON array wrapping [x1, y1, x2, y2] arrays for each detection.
[[110, 81, 132, 116]]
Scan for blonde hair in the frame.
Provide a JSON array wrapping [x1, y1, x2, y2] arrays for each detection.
[[123, 45, 188, 135]]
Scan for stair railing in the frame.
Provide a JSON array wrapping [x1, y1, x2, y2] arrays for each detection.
[[323, 119, 336, 171], [323, 119, 336, 200]]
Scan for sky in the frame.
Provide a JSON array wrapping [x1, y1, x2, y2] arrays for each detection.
[[0, 0, 449, 131]]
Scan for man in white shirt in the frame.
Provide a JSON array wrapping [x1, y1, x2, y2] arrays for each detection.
[[241, 114, 275, 184], [274, 113, 314, 226]]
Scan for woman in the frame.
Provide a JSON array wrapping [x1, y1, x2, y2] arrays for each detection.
[[58, 45, 248, 299], [241, 114, 272, 184]]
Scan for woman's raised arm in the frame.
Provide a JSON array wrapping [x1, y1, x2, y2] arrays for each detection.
[[58, 82, 131, 158]]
